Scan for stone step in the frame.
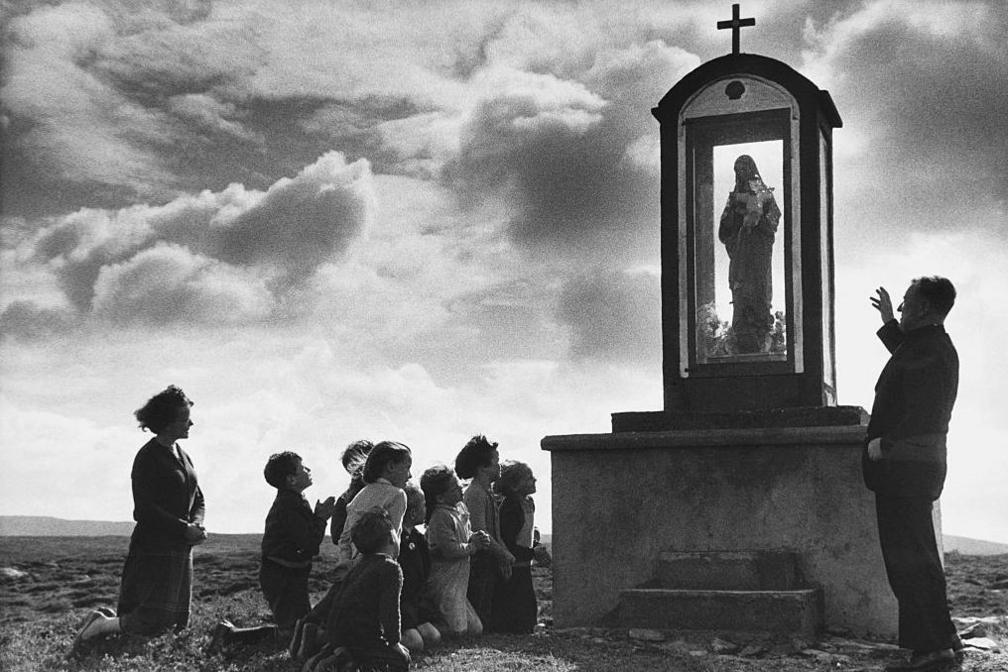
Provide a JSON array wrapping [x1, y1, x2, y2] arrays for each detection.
[[657, 551, 800, 590], [617, 588, 823, 638]]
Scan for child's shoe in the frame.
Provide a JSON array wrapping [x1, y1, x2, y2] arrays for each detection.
[[311, 645, 350, 672], [68, 610, 105, 658], [297, 623, 322, 660], [288, 617, 307, 658], [301, 642, 333, 672]]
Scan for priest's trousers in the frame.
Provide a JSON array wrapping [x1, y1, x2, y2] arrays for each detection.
[[875, 495, 957, 652]]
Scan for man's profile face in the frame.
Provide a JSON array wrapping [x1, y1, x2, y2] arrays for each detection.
[[898, 283, 927, 331]]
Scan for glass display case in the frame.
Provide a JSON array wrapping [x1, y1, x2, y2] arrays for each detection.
[[682, 106, 801, 377]]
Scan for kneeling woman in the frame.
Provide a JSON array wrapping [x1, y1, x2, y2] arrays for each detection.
[[73, 385, 207, 648]]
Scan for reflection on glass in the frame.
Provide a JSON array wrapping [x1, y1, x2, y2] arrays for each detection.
[[697, 142, 786, 362]]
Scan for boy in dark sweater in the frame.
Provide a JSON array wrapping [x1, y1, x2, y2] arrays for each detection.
[[320, 508, 410, 672], [260, 452, 335, 635], [206, 451, 335, 654]]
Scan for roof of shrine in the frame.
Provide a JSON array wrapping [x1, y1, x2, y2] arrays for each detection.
[[652, 53, 842, 128]]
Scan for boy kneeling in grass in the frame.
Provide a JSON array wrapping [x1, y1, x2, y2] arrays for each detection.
[[304, 508, 411, 672], [207, 451, 335, 653]]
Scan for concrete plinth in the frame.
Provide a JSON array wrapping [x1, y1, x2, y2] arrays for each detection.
[[542, 425, 901, 639], [617, 588, 823, 638], [657, 551, 799, 590]]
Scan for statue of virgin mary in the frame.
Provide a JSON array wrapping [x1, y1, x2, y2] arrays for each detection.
[[717, 154, 781, 354]]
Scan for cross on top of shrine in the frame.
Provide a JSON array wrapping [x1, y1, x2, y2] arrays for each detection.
[[717, 3, 756, 56]]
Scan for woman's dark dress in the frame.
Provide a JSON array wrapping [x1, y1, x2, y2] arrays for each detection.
[[117, 439, 204, 635]]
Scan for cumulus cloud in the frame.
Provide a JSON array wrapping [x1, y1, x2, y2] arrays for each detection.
[[0, 301, 78, 340], [16, 151, 373, 324], [557, 269, 661, 365], [91, 243, 273, 325], [212, 152, 375, 281]]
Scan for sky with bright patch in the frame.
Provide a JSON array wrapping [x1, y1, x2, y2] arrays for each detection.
[[1, 0, 1006, 541]]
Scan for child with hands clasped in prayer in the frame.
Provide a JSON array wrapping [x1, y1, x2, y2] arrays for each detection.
[[205, 451, 335, 654], [490, 460, 551, 634], [421, 465, 490, 636], [455, 435, 514, 630]]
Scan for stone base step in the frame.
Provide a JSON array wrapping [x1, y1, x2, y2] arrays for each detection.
[[658, 551, 800, 590], [617, 588, 823, 639]]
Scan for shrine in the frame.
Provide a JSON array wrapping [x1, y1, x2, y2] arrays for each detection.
[[543, 5, 906, 639]]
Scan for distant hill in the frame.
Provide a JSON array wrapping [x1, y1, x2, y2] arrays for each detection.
[[944, 534, 1008, 555], [0, 516, 134, 537], [1, 518, 1005, 555]]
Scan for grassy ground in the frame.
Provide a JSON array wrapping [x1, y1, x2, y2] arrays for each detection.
[[1, 536, 1005, 671]]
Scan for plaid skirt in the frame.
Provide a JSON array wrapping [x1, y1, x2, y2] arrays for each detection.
[[117, 538, 193, 636]]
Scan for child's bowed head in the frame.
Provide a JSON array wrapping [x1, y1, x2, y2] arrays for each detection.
[[351, 507, 396, 555]]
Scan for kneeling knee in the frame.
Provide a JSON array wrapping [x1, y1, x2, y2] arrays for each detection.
[[418, 622, 441, 647], [401, 628, 424, 652]]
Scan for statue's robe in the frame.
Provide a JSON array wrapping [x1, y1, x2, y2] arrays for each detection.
[[718, 188, 781, 353]]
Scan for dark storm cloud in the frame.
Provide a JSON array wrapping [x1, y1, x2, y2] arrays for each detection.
[[0, 1, 225, 215], [556, 270, 661, 365], [442, 41, 695, 261], [445, 89, 645, 254], [806, 1, 1008, 239], [0, 2, 338, 217]]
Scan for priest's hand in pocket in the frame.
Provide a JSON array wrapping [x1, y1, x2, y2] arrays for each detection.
[[867, 437, 884, 461], [184, 522, 208, 545]]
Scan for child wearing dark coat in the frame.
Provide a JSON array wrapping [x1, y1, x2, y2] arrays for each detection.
[[490, 460, 550, 634], [205, 451, 335, 653], [320, 508, 411, 672], [259, 452, 335, 634], [399, 482, 442, 652]]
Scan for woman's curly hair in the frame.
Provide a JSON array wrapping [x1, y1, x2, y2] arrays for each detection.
[[134, 385, 193, 434]]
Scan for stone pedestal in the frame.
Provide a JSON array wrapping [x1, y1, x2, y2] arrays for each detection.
[[542, 420, 900, 639]]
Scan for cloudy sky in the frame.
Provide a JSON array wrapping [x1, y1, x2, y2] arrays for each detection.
[[2, 0, 1006, 541]]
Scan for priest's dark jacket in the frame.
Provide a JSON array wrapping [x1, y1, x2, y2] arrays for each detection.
[[862, 320, 958, 499], [862, 319, 959, 654]]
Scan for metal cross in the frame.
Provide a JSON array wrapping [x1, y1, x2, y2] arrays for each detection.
[[717, 3, 756, 55]]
